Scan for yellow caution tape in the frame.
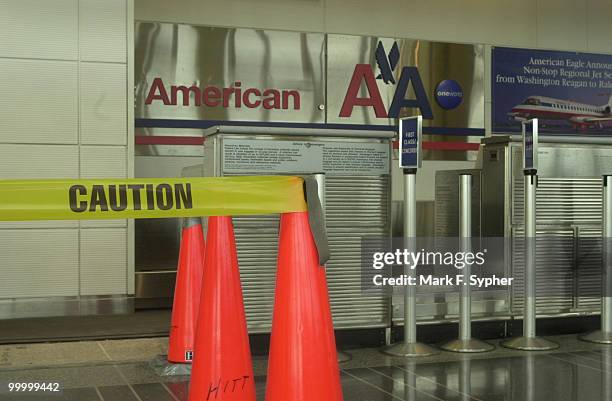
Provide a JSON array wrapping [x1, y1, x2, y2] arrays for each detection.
[[0, 176, 307, 221]]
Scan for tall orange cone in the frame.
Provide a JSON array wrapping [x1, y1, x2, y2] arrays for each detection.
[[188, 216, 256, 401], [168, 217, 206, 364], [265, 211, 344, 401]]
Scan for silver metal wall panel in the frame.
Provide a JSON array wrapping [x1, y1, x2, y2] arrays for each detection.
[[325, 176, 390, 328], [512, 177, 603, 226], [190, 131, 393, 332], [576, 227, 603, 310], [428, 169, 511, 321], [434, 169, 481, 237], [231, 176, 392, 332], [224, 178, 391, 331], [510, 228, 576, 313], [479, 140, 610, 317], [135, 22, 325, 124], [509, 145, 605, 314], [233, 214, 279, 332]]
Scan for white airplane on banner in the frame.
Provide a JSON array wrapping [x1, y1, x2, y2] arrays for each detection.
[[508, 94, 612, 130]]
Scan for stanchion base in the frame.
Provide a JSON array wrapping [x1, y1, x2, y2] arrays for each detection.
[[439, 338, 495, 353], [580, 330, 612, 344], [150, 355, 192, 376], [500, 336, 559, 351], [337, 350, 352, 363], [382, 342, 439, 357]]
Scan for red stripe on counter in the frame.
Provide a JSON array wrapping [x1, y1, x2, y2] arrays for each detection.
[[392, 140, 480, 151], [136, 136, 479, 151], [135, 136, 205, 145]]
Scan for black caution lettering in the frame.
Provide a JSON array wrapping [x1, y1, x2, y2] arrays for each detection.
[[69, 185, 87, 212], [127, 184, 144, 210], [89, 185, 108, 211], [146, 184, 155, 210], [156, 184, 173, 210], [109, 185, 127, 211], [70, 182, 193, 214], [175, 183, 193, 209]]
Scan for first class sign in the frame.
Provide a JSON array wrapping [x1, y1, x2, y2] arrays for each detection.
[[399, 116, 422, 169]]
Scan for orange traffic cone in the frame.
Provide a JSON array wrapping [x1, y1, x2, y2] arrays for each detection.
[[168, 217, 206, 364], [265, 211, 344, 401], [187, 216, 256, 401]]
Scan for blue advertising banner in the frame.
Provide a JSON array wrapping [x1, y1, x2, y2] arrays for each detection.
[[492, 47, 612, 136], [399, 116, 421, 169]]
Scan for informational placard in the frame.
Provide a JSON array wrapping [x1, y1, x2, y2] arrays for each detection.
[[398, 116, 422, 169], [222, 139, 389, 176], [523, 118, 538, 171], [492, 46, 612, 136]]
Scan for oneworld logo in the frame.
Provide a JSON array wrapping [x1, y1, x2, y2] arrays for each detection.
[[435, 80, 463, 110]]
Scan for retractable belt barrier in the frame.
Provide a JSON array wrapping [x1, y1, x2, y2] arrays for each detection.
[[0, 176, 307, 221]]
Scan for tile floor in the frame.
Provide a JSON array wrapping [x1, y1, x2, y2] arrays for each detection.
[[0, 335, 611, 400]]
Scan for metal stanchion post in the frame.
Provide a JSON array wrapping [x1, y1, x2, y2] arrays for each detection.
[[581, 174, 612, 344], [459, 357, 472, 401], [403, 360, 417, 401], [501, 172, 558, 350], [525, 354, 536, 401], [314, 173, 352, 362], [440, 174, 494, 353], [502, 119, 558, 351], [383, 169, 438, 357], [604, 348, 612, 401]]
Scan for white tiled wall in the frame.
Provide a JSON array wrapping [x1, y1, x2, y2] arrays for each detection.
[[0, 229, 79, 298], [80, 146, 128, 178], [80, 228, 128, 295], [0, 59, 78, 144], [0, 0, 78, 60], [79, 0, 128, 63], [0, 0, 133, 304], [80, 63, 128, 145]]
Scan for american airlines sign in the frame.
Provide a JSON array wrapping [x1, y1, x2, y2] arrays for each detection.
[[144, 78, 301, 110], [338, 42, 466, 120], [135, 24, 484, 130], [327, 36, 483, 128]]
